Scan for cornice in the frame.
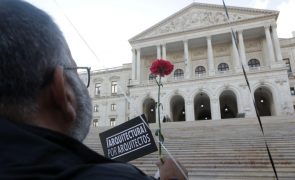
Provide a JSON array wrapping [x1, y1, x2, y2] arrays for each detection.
[[129, 2, 278, 43], [130, 14, 276, 46], [280, 37, 295, 48], [91, 66, 131, 75], [190, 2, 278, 14]]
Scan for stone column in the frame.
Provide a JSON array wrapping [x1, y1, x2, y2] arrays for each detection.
[[157, 45, 161, 59], [207, 36, 215, 76], [184, 40, 191, 79], [231, 33, 241, 72], [132, 49, 136, 80], [211, 98, 221, 120], [128, 97, 136, 120], [271, 24, 283, 62], [185, 100, 194, 121], [162, 44, 166, 59], [136, 49, 141, 82], [264, 25, 276, 66], [238, 30, 248, 69], [161, 44, 168, 83]]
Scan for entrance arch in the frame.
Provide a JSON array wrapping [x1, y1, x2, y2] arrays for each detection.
[[143, 98, 156, 123], [254, 87, 274, 116], [194, 92, 211, 120], [170, 95, 185, 122], [219, 90, 238, 119]]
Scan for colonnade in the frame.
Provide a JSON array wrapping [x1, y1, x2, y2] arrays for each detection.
[[131, 24, 283, 83]]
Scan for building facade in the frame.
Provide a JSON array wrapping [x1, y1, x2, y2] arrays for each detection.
[[89, 3, 295, 127]]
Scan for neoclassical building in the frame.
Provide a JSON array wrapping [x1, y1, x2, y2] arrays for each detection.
[[89, 3, 295, 127]]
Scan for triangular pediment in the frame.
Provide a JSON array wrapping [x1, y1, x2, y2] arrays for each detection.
[[129, 3, 278, 42]]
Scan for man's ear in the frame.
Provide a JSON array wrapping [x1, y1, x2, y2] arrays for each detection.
[[50, 66, 76, 123]]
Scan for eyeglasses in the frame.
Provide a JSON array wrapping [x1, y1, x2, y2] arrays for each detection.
[[64, 66, 91, 88], [41, 66, 91, 89]]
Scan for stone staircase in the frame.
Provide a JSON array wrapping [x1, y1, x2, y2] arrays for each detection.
[[84, 116, 295, 179]]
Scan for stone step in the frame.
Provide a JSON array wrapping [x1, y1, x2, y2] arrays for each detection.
[[141, 168, 294, 178], [133, 163, 295, 168], [84, 116, 295, 179]]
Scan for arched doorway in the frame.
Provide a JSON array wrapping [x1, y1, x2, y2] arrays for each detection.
[[254, 87, 274, 116], [194, 92, 211, 120], [219, 90, 238, 119], [143, 98, 156, 123], [170, 95, 185, 122]]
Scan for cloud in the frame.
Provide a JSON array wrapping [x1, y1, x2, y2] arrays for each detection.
[[277, 0, 295, 38], [252, 0, 270, 9]]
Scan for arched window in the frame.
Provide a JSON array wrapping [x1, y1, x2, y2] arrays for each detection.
[[195, 66, 206, 75], [248, 59, 260, 67], [149, 73, 156, 80], [218, 63, 229, 71], [174, 69, 184, 79]]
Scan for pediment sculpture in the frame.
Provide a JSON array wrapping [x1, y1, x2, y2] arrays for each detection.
[[140, 9, 256, 39]]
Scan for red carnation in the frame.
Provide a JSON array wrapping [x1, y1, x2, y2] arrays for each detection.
[[150, 59, 174, 77], [149, 59, 173, 157]]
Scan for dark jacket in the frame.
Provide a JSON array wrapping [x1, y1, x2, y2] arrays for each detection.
[[0, 117, 155, 179]]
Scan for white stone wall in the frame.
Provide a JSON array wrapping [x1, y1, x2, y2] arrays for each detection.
[[280, 37, 295, 107], [89, 66, 131, 126], [89, 44, 295, 126], [128, 69, 293, 121], [89, 3, 295, 126]]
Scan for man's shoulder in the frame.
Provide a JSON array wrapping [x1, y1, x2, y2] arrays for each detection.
[[59, 162, 155, 180], [0, 118, 156, 179]]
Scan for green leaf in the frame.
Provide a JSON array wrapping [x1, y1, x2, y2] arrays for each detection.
[[155, 129, 165, 143], [158, 102, 162, 108], [155, 129, 160, 136], [159, 132, 165, 143]]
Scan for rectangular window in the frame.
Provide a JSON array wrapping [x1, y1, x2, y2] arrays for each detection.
[[110, 118, 116, 127], [283, 58, 292, 73], [128, 78, 132, 85], [94, 105, 98, 112], [93, 119, 99, 127], [291, 87, 295, 96], [111, 104, 116, 111], [111, 81, 118, 94], [95, 83, 101, 96]]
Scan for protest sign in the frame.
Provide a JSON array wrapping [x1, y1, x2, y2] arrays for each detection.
[[99, 115, 158, 162]]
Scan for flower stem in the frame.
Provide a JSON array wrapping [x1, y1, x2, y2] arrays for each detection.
[[158, 76, 162, 158]]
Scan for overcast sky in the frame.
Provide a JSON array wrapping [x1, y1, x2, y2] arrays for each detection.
[[26, 0, 295, 70]]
